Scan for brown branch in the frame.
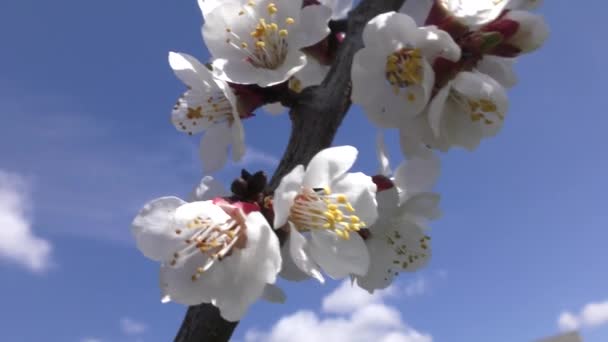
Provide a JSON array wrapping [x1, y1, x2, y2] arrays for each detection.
[[174, 1, 406, 341]]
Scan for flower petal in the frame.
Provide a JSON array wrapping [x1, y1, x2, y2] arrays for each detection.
[[292, 4, 332, 48], [199, 121, 232, 173], [417, 26, 461, 62], [427, 83, 451, 138], [205, 211, 282, 321], [309, 229, 370, 278], [376, 130, 392, 176], [273, 165, 305, 228], [400, 192, 442, 222], [393, 155, 441, 199], [505, 10, 549, 54], [132, 196, 187, 262], [168, 52, 212, 89], [476, 56, 518, 89], [330, 172, 378, 227], [284, 224, 325, 283], [302, 146, 358, 188], [357, 219, 431, 292]]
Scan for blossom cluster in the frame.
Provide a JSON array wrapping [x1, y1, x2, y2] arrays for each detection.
[[132, 0, 547, 321]]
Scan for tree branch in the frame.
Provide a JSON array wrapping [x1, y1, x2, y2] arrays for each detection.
[[269, 0, 407, 188], [174, 1, 406, 341]]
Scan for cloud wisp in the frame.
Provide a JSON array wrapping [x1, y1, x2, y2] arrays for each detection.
[[120, 317, 147, 336], [558, 299, 608, 331], [244, 280, 432, 342], [0, 170, 53, 272]]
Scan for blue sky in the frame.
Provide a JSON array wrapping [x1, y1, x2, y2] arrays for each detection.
[[0, 0, 607, 341]]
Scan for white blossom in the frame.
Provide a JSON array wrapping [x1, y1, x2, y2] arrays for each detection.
[[273, 146, 378, 282], [355, 135, 440, 293], [400, 71, 508, 156], [169, 52, 245, 173], [351, 12, 460, 128], [132, 198, 281, 321], [203, 0, 332, 87]]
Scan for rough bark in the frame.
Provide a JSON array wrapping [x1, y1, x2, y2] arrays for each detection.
[[174, 1, 406, 341]]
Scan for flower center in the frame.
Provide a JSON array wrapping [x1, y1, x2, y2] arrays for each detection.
[[385, 48, 424, 102], [289, 187, 365, 240], [455, 94, 504, 125], [173, 91, 234, 135], [224, 3, 295, 70], [170, 215, 246, 282]]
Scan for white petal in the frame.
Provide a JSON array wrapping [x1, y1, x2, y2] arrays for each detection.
[[330, 172, 378, 227], [202, 1, 257, 61], [273, 165, 305, 228], [285, 224, 325, 283], [400, 192, 442, 222], [292, 5, 332, 48], [505, 10, 549, 54], [231, 118, 246, 162], [417, 26, 461, 62], [310, 229, 370, 278], [375, 130, 392, 176], [452, 71, 509, 141], [443, 97, 484, 150], [168, 52, 212, 89], [157, 202, 234, 304], [279, 234, 314, 282], [376, 187, 401, 218], [427, 83, 451, 137], [398, 128, 436, 159], [303, 146, 358, 188], [132, 197, 187, 262], [209, 211, 282, 321], [356, 219, 431, 292], [476, 56, 518, 89], [189, 176, 228, 202], [393, 155, 441, 199], [362, 12, 419, 51], [351, 48, 390, 108], [441, 0, 508, 27], [199, 121, 232, 173]]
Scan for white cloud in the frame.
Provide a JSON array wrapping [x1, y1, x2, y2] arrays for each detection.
[[245, 281, 432, 342], [322, 280, 395, 314], [120, 317, 147, 336], [0, 170, 52, 272], [80, 338, 103, 342], [558, 299, 608, 331]]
